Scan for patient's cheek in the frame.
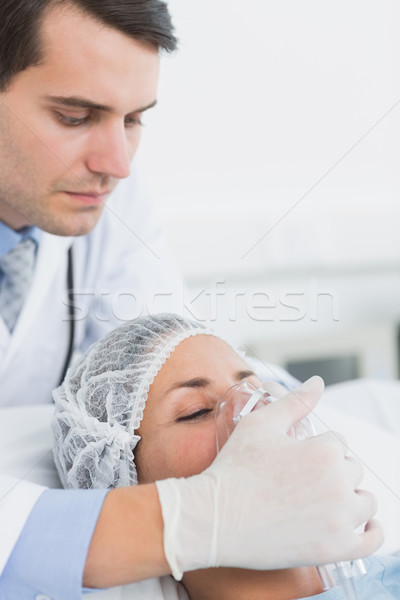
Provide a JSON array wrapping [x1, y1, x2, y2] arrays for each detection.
[[136, 429, 217, 482], [175, 435, 216, 477]]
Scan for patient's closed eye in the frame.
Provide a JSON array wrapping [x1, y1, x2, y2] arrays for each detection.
[[176, 408, 213, 422]]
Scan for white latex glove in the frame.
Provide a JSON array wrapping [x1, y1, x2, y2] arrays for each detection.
[[156, 376, 383, 580]]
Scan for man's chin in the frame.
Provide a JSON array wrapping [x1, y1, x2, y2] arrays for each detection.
[[39, 209, 104, 237]]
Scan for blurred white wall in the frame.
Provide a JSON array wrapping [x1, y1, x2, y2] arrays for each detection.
[[136, 1, 400, 379]]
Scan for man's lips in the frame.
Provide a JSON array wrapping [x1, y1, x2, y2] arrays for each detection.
[[63, 190, 111, 203]]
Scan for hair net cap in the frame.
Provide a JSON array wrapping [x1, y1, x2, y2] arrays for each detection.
[[52, 314, 213, 490]]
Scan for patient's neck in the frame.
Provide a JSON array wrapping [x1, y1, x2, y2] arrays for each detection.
[[182, 566, 323, 600]]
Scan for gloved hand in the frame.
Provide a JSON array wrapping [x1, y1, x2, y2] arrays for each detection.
[[156, 376, 383, 580]]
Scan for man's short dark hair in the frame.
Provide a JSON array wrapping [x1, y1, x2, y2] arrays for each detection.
[[0, 0, 177, 91]]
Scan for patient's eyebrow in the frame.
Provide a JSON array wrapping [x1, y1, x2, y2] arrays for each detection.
[[236, 369, 255, 381], [166, 369, 256, 395], [43, 95, 157, 114]]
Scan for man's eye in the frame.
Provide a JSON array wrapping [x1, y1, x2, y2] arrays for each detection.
[[56, 113, 89, 126], [176, 408, 213, 422], [125, 115, 143, 127]]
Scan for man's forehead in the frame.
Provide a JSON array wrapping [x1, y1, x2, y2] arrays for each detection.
[[30, 4, 160, 112], [38, 3, 158, 74]]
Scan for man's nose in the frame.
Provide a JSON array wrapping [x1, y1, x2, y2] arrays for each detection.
[[86, 122, 137, 180]]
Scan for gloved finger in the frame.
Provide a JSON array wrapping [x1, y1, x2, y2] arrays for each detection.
[[262, 376, 325, 431], [261, 381, 288, 399], [327, 430, 354, 458], [311, 430, 349, 457], [330, 431, 350, 451], [310, 434, 364, 484], [353, 489, 379, 528], [344, 455, 364, 488], [346, 519, 384, 560]]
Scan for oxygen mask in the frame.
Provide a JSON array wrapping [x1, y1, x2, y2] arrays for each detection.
[[215, 380, 366, 600]]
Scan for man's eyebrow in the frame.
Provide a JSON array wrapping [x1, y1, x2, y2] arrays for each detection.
[[166, 370, 256, 395], [43, 95, 157, 113]]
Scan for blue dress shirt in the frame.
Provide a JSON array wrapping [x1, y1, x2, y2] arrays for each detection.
[[0, 488, 109, 599]]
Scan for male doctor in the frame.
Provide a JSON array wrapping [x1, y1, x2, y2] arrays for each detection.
[[0, 1, 382, 598]]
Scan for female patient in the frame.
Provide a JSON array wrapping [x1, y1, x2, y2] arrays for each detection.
[[53, 313, 400, 600]]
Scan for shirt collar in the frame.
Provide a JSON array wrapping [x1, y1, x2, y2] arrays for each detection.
[[0, 221, 41, 258]]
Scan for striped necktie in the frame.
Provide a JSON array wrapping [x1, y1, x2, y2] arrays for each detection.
[[0, 238, 36, 332]]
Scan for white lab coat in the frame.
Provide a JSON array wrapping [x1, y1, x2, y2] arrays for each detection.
[[0, 166, 183, 574], [0, 166, 183, 407]]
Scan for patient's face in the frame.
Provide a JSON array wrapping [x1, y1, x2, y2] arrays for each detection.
[[135, 335, 262, 483]]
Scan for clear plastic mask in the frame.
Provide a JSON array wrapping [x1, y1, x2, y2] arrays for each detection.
[[215, 380, 315, 453]]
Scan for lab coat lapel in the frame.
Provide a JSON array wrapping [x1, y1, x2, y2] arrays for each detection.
[[0, 233, 73, 376]]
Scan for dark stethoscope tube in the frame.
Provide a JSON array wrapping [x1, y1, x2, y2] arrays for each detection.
[[58, 247, 75, 387]]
